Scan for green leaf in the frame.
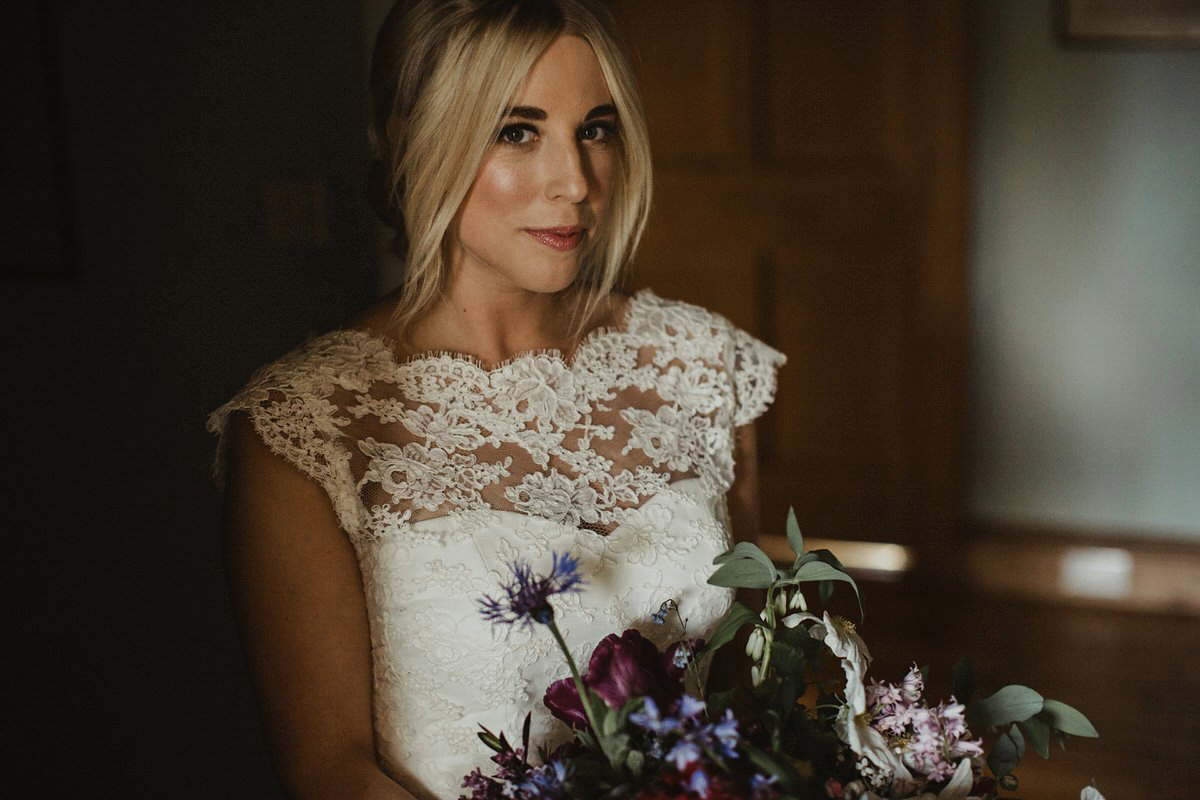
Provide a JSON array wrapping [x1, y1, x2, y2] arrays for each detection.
[[476, 727, 504, 753], [601, 706, 619, 737], [625, 749, 644, 776], [697, 601, 760, 659], [792, 560, 863, 618], [987, 725, 1023, 778], [770, 639, 806, 677], [745, 744, 801, 793], [919, 664, 931, 686], [712, 541, 777, 574], [1038, 699, 1099, 738], [707, 687, 739, 717], [952, 657, 976, 704], [1018, 715, 1051, 759], [708, 558, 776, 589], [786, 507, 804, 556], [819, 579, 834, 607], [968, 684, 1044, 728]]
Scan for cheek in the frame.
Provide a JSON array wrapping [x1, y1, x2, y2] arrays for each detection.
[[473, 160, 530, 216]]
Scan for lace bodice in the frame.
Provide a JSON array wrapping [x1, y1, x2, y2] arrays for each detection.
[[208, 289, 785, 798]]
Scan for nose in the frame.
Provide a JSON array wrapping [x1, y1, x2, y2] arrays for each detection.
[[544, 137, 589, 204]]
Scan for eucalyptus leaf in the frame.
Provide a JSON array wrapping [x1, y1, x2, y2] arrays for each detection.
[[968, 684, 1044, 728], [1018, 716, 1051, 759], [986, 725, 1022, 778], [697, 601, 759, 659], [1039, 699, 1099, 738], [708, 558, 776, 589], [952, 657, 976, 704], [786, 507, 804, 556]]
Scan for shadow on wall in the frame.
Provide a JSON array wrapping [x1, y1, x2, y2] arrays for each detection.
[[6, 1, 375, 794]]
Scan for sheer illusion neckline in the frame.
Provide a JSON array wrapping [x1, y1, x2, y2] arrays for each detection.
[[340, 288, 652, 376]]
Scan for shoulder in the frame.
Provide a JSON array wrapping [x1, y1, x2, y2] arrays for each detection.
[[628, 289, 732, 340], [629, 289, 785, 367], [230, 328, 397, 404]]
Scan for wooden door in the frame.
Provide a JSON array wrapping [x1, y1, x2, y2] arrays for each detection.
[[609, 0, 970, 565]]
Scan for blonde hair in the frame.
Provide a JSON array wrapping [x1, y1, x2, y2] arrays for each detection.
[[369, 0, 653, 339]]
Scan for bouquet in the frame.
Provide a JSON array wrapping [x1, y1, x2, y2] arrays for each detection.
[[461, 512, 1100, 800]]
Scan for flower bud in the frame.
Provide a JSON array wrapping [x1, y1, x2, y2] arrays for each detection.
[[774, 592, 788, 615], [789, 589, 807, 611], [745, 627, 765, 660], [750, 664, 762, 686]]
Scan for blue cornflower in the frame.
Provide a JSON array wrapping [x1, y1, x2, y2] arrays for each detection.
[[518, 760, 569, 798], [678, 694, 706, 719], [687, 767, 711, 798], [479, 552, 584, 629], [666, 737, 703, 770], [750, 772, 778, 799], [629, 696, 684, 736], [707, 708, 740, 758]]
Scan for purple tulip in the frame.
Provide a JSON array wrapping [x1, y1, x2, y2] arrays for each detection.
[[544, 629, 702, 728]]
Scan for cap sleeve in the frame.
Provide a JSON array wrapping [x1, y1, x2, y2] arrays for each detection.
[[205, 342, 366, 541], [730, 327, 786, 427]]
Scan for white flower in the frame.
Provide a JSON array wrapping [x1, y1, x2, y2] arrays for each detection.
[[911, 758, 976, 800], [836, 710, 911, 788], [1081, 788, 1106, 800], [786, 611, 872, 713]]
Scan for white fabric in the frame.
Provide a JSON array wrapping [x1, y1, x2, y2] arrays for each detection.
[[208, 289, 785, 798]]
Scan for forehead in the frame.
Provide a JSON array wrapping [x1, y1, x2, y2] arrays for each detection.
[[511, 35, 612, 109]]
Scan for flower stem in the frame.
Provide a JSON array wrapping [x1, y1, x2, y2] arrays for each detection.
[[546, 619, 605, 750]]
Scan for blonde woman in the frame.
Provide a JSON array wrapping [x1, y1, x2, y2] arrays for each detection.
[[208, 1, 784, 797]]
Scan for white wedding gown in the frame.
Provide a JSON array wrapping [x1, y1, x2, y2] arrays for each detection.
[[208, 289, 785, 799]]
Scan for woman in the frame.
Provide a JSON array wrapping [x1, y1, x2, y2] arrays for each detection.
[[209, 1, 785, 797]]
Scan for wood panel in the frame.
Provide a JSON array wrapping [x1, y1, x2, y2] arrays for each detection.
[[610, 1, 969, 561]]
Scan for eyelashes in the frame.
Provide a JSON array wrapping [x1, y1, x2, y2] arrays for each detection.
[[495, 120, 618, 147]]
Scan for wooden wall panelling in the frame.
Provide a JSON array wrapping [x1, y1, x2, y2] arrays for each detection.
[[610, 1, 969, 568]]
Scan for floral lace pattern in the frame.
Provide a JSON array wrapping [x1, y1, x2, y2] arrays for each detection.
[[207, 290, 785, 798]]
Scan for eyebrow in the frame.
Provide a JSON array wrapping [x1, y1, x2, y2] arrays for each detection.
[[505, 103, 618, 121]]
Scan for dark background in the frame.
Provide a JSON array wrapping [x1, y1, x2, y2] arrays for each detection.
[[7, 2, 374, 795]]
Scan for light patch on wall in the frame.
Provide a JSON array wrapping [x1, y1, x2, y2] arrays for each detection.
[[1059, 546, 1133, 599]]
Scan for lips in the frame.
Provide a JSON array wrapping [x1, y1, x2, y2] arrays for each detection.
[[524, 226, 585, 252]]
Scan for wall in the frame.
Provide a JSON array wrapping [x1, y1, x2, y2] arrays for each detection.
[[5, 1, 374, 793], [969, 0, 1200, 539]]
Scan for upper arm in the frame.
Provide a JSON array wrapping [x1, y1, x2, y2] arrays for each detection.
[[726, 421, 761, 545], [221, 412, 378, 789]]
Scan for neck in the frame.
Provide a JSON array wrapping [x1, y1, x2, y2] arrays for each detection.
[[408, 270, 584, 366]]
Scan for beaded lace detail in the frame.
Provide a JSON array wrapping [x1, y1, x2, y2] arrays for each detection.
[[207, 289, 785, 798]]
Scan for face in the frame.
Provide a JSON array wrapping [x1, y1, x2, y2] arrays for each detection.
[[448, 35, 618, 296]]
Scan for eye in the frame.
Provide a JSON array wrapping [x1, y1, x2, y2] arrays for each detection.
[[579, 121, 616, 144], [497, 123, 537, 145]]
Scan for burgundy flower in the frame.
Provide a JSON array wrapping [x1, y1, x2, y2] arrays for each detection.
[[544, 629, 702, 728]]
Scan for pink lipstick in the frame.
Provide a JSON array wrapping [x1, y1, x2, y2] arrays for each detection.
[[524, 226, 585, 251]]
